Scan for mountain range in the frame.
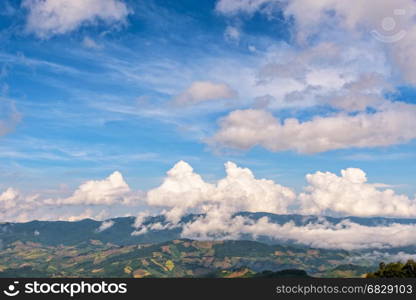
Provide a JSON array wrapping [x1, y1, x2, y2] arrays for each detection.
[[1, 212, 414, 278], [2, 212, 416, 248]]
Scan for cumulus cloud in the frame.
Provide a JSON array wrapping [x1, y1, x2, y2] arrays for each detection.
[[143, 160, 295, 224], [52, 171, 141, 206], [0, 186, 116, 222], [174, 81, 238, 106], [3, 160, 416, 250], [299, 168, 416, 218], [0, 188, 41, 222], [96, 220, 114, 232], [22, 0, 130, 38], [139, 161, 416, 226], [280, 0, 415, 42], [0, 171, 144, 222], [130, 161, 416, 250], [209, 102, 416, 154]]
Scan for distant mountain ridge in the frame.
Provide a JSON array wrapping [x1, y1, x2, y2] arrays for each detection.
[[1, 212, 416, 249]]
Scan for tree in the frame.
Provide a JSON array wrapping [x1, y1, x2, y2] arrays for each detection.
[[367, 260, 416, 278]]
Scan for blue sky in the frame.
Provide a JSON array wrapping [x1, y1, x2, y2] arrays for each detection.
[[0, 0, 415, 208]]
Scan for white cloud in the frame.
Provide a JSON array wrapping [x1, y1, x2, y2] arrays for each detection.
[[65, 208, 109, 222], [147, 161, 215, 223], [55, 171, 140, 206], [0, 188, 22, 211], [183, 216, 416, 250], [248, 45, 257, 52], [0, 170, 146, 222], [82, 36, 102, 49], [0, 186, 118, 222], [96, 220, 114, 232], [2, 160, 416, 250], [0, 99, 21, 137], [224, 25, 241, 42], [391, 27, 416, 85], [299, 168, 416, 218], [0, 188, 41, 222], [131, 211, 153, 235], [209, 102, 416, 154], [145, 160, 295, 223], [174, 81, 238, 106], [325, 73, 392, 112], [280, 0, 415, 41], [22, 0, 130, 38], [133, 161, 416, 250]]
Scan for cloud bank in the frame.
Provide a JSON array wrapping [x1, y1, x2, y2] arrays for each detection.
[[0, 171, 144, 222], [2, 161, 416, 250], [209, 103, 416, 154], [132, 161, 416, 250], [182, 216, 416, 250]]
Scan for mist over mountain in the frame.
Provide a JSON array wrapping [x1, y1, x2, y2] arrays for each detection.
[[2, 211, 416, 278], [2, 212, 416, 252]]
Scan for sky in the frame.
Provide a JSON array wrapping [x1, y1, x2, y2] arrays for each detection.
[[0, 0, 416, 242]]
